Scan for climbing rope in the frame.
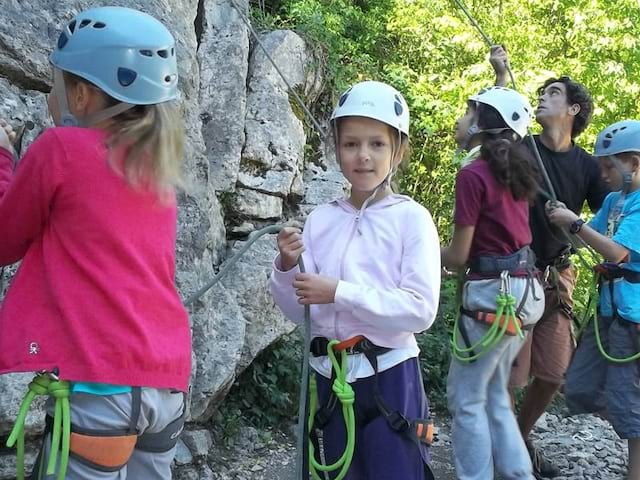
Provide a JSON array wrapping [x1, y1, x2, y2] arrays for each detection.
[[6, 372, 71, 480], [184, 224, 285, 306], [451, 271, 523, 362], [228, 0, 327, 139], [308, 340, 356, 480]]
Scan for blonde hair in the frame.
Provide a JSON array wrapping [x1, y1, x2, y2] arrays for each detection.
[[105, 102, 184, 192], [64, 72, 185, 193]]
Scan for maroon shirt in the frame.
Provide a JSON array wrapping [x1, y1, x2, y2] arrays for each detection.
[[454, 158, 531, 261]]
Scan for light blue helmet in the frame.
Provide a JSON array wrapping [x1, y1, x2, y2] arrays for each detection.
[[594, 120, 640, 157], [50, 6, 178, 105]]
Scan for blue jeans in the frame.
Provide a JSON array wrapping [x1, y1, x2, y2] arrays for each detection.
[[448, 276, 543, 480]]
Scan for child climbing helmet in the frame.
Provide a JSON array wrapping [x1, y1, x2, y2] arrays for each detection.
[[330, 81, 409, 135], [594, 120, 640, 157], [50, 6, 178, 105], [469, 86, 533, 139]]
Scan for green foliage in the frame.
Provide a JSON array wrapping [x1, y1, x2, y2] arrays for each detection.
[[220, 331, 302, 430], [416, 277, 458, 411], [225, 0, 640, 422]]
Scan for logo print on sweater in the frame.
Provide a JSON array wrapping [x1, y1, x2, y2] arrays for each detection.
[[29, 342, 39, 355]]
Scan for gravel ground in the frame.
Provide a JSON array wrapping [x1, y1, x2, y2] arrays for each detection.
[[173, 406, 629, 479]]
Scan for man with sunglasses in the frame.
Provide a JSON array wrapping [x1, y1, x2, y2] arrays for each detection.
[[490, 46, 609, 479]]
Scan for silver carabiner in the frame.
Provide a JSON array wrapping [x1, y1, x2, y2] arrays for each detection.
[[500, 270, 511, 295]]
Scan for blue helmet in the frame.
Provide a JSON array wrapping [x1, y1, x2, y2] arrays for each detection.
[[50, 6, 178, 105], [594, 120, 640, 157]]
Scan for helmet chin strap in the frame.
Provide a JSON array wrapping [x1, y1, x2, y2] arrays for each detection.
[[611, 154, 633, 195], [54, 68, 135, 128]]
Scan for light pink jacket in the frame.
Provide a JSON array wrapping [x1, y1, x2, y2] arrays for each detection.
[[270, 194, 441, 350]]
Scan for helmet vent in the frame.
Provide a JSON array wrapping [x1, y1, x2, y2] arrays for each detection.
[[603, 140, 612, 149], [57, 32, 69, 49], [157, 49, 169, 59], [93, 22, 106, 29], [512, 112, 520, 121], [171, 48, 175, 56], [140, 50, 153, 57], [394, 101, 403, 116], [79, 19, 92, 29], [118, 67, 137, 87], [68, 20, 77, 34], [164, 74, 176, 83], [621, 126, 627, 130], [338, 93, 349, 106]]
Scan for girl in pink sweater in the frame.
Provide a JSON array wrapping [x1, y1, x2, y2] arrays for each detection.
[[0, 7, 189, 479]]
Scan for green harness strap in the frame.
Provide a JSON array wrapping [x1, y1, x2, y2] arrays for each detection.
[[6, 372, 71, 480], [308, 340, 356, 480], [451, 272, 524, 363]]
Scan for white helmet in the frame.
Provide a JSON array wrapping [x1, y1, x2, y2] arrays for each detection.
[[330, 81, 409, 135], [470, 86, 533, 139]]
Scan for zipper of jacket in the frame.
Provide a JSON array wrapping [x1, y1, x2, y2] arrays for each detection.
[[335, 208, 362, 339]]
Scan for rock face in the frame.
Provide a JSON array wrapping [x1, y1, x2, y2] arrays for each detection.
[[0, 0, 345, 476]]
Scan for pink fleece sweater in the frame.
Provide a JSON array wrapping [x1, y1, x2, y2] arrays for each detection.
[[0, 127, 190, 391], [270, 195, 441, 350]]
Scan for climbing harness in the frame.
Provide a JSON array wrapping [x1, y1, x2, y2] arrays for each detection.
[[452, 270, 525, 362], [308, 336, 434, 479], [8, 371, 187, 480], [580, 263, 640, 363], [452, 246, 537, 361]]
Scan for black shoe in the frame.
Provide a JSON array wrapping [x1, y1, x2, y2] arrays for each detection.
[[526, 441, 561, 478]]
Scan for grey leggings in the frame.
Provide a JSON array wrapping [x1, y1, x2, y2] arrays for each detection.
[[34, 388, 184, 480]]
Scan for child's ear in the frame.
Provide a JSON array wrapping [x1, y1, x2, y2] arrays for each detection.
[[69, 81, 90, 113]]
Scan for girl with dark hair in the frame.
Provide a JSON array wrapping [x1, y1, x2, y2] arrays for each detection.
[[442, 87, 545, 480]]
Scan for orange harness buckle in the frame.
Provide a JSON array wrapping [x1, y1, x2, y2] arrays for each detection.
[[473, 311, 522, 336]]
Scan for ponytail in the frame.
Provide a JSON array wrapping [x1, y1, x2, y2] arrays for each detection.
[[475, 103, 539, 201], [106, 102, 184, 192], [480, 132, 539, 201]]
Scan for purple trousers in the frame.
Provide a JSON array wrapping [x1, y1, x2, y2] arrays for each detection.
[[312, 357, 433, 480]]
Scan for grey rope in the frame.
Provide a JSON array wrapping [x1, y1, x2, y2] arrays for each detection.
[[295, 257, 311, 480], [228, 0, 327, 139], [184, 224, 284, 306]]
